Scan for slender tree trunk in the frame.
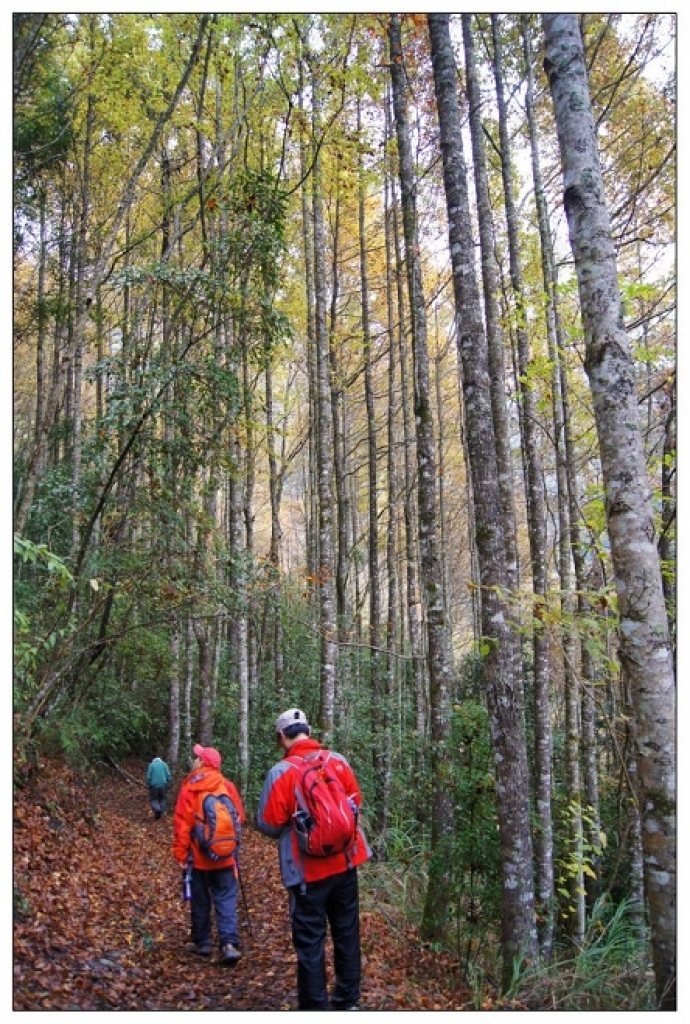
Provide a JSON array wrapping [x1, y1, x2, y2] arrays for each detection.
[[433, 345, 450, 632], [265, 359, 285, 698], [462, 14, 519, 598], [168, 620, 181, 769], [183, 612, 194, 759], [309, 53, 337, 741], [33, 192, 48, 471], [298, 69, 319, 593], [193, 481, 216, 746], [427, 12, 539, 977], [381, 151, 399, 839], [556, 235, 605, 913], [328, 191, 351, 643], [390, 13, 455, 943], [358, 101, 384, 827], [388, 123, 427, 772], [523, 13, 582, 952], [228, 419, 250, 796], [544, 15, 676, 1007], [242, 345, 259, 735], [622, 699, 647, 939], [490, 13, 560, 946]]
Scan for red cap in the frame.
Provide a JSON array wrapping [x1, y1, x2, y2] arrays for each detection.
[[193, 744, 221, 769]]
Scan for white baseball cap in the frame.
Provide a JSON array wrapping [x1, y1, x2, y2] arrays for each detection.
[[275, 708, 310, 734]]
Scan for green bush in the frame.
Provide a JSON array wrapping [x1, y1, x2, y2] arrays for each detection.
[[37, 677, 154, 766]]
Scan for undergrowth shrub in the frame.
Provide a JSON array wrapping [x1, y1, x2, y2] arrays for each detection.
[[37, 678, 153, 766], [505, 895, 655, 1011], [359, 814, 430, 928], [449, 700, 502, 971]]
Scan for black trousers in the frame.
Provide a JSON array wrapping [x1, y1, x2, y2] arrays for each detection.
[[288, 868, 361, 1010]]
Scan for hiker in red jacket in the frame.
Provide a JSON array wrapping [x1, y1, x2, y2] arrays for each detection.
[[257, 709, 371, 1011], [173, 744, 246, 965]]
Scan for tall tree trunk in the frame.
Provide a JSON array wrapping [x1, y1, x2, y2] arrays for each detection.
[[381, 148, 399, 839], [387, 115, 427, 776], [328, 191, 352, 643], [298, 63, 319, 594], [242, 345, 259, 740], [433, 345, 451, 632], [183, 612, 194, 760], [228, 423, 250, 797], [390, 13, 455, 944], [544, 15, 676, 1008], [462, 14, 519, 598], [265, 359, 285, 699], [427, 12, 539, 978], [309, 52, 337, 741], [554, 208, 605, 915], [490, 13, 560, 946], [168, 619, 181, 769], [193, 481, 216, 746], [358, 100, 384, 828], [523, 13, 582, 952], [70, 75, 97, 557], [622, 697, 647, 940]]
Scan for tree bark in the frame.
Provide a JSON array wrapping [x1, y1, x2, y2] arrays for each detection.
[[167, 619, 181, 769], [462, 15, 519, 598], [358, 100, 384, 828], [490, 13, 560, 947], [544, 14, 676, 1008], [309, 50, 338, 741], [390, 13, 455, 943], [390, 159, 427, 767], [428, 12, 539, 978], [265, 359, 285, 699]]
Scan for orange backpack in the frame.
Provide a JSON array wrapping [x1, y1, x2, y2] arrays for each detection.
[[191, 789, 241, 862]]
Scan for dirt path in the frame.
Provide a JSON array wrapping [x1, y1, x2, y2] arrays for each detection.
[[13, 759, 469, 1011]]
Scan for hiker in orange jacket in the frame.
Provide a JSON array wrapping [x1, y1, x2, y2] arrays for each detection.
[[173, 744, 246, 965], [257, 709, 371, 1010]]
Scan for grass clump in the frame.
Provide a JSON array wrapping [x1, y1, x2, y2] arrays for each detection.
[[505, 895, 655, 1011]]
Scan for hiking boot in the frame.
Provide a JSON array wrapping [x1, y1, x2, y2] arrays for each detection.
[[191, 942, 212, 956], [220, 943, 242, 965]]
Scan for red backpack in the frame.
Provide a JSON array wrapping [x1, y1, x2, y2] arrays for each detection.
[[288, 750, 358, 858]]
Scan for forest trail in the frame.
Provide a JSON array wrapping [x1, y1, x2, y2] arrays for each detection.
[[13, 758, 471, 1012]]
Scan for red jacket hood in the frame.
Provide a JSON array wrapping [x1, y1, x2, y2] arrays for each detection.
[[284, 736, 323, 758], [185, 766, 227, 792]]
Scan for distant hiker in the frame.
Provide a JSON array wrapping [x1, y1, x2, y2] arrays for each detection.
[[257, 709, 371, 1011], [172, 744, 246, 965], [145, 755, 172, 819]]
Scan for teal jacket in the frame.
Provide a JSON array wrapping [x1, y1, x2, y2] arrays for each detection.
[[146, 757, 172, 788]]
